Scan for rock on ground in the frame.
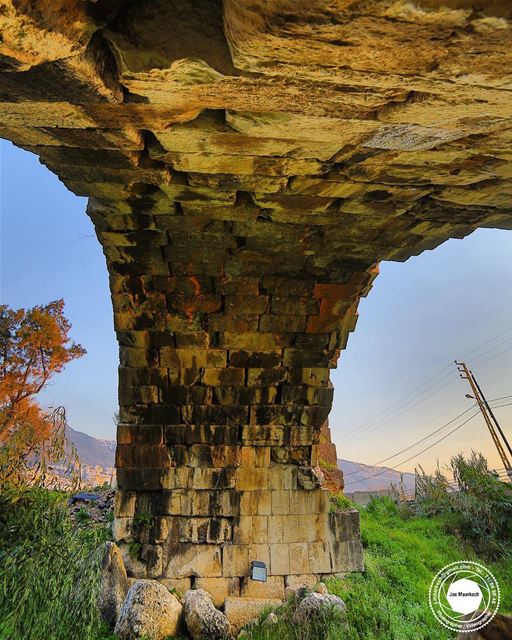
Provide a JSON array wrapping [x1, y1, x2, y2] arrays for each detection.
[[184, 589, 232, 639], [114, 579, 182, 640], [97, 541, 129, 629], [293, 592, 346, 622]]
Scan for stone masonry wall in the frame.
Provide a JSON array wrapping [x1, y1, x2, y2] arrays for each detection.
[[1, 0, 511, 593]]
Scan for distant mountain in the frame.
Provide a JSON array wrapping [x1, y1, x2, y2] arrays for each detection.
[[66, 426, 116, 469], [338, 459, 415, 493]]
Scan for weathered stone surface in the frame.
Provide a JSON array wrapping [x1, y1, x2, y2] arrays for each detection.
[[224, 597, 282, 633], [97, 541, 130, 629], [2, 0, 511, 588], [293, 592, 346, 622], [114, 579, 182, 640], [184, 589, 232, 640]]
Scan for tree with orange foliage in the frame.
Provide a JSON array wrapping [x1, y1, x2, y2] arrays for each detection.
[[0, 299, 86, 487]]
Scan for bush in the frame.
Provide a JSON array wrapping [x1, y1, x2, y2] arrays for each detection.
[[415, 452, 512, 558], [0, 487, 111, 640]]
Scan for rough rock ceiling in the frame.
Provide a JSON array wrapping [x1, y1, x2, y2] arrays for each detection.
[[1, 1, 511, 270]]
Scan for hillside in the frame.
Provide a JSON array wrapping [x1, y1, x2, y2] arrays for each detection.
[[66, 426, 115, 470], [338, 458, 416, 492]]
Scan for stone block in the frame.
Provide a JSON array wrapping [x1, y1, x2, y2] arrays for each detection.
[[282, 516, 301, 543], [202, 367, 245, 385], [178, 517, 232, 544], [269, 466, 296, 491], [246, 367, 288, 386], [165, 544, 222, 578], [248, 544, 271, 569], [113, 517, 132, 542], [270, 544, 290, 575], [255, 491, 273, 516], [241, 575, 285, 599], [115, 491, 137, 518], [233, 516, 253, 545], [268, 515, 284, 544], [194, 577, 240, 608], [224, 597, 282, 633], [289, 543, 310, 575], [308, 542, 332, 574], [159, 577, 192, 596], [255, 448, 271, 467], [235, 468, 269, 491], [285, 574, 319, 590], [271, 491, 290, 515], [242, 425, 285, 446], [222, 545, 250, 578], [289, 490, 311, 515], [252, 516, 268, 544], [299, 515, 320, 543], [141, 544, 163, 578]]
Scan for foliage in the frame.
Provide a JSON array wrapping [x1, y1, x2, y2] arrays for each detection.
[[414, 451, 512, 558], [0, 486, 111, 640], [0, 300, 85, 488], [329, 492, 354, 513]]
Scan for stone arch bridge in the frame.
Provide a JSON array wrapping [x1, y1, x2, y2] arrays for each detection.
[[1, 0, 511, 599]]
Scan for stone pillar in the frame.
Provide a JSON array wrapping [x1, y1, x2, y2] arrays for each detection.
[[95, 196, 375, 594]]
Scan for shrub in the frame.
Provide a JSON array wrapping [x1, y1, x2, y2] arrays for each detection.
[[415, 451, 512, 558], [0, 487, 110, 640]]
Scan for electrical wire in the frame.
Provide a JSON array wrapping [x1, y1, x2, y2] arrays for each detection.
[[341, 404, 478, 479], [339, 327, 512, 447], [344, 410, 481, 487]]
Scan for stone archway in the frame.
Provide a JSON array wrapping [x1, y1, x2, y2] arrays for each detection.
[[1, 0, 511, 599]]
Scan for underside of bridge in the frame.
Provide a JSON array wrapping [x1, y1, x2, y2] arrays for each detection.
[[2, 0, 511, 597]]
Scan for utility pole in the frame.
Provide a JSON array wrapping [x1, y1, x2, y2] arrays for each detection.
[[455, 361, 512, 482]]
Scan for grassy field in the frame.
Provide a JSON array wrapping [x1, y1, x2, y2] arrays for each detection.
[[0, 491, 509, 640]]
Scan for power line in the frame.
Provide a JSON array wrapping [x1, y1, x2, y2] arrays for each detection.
[[341, 405, 478, 479], [338, 365, 453, 442], [339, 372, 456, 446], [471, 344, 512, 370], [339, 326, 512, 445], [344, 410, 480, 487], [462, 326, 512, 359], [489, 395, 512, 403]]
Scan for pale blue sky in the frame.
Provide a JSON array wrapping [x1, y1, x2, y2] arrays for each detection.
[[1, 140, 511, 473]]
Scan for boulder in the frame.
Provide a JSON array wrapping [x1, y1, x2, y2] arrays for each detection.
[[114, 579, 182, 640], [184, 589, 232, 639], [293, 592, 346, 622], [97, 541, 129, 629]]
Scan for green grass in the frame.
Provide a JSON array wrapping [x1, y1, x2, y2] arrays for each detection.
[[245, 497, 512, 640]]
